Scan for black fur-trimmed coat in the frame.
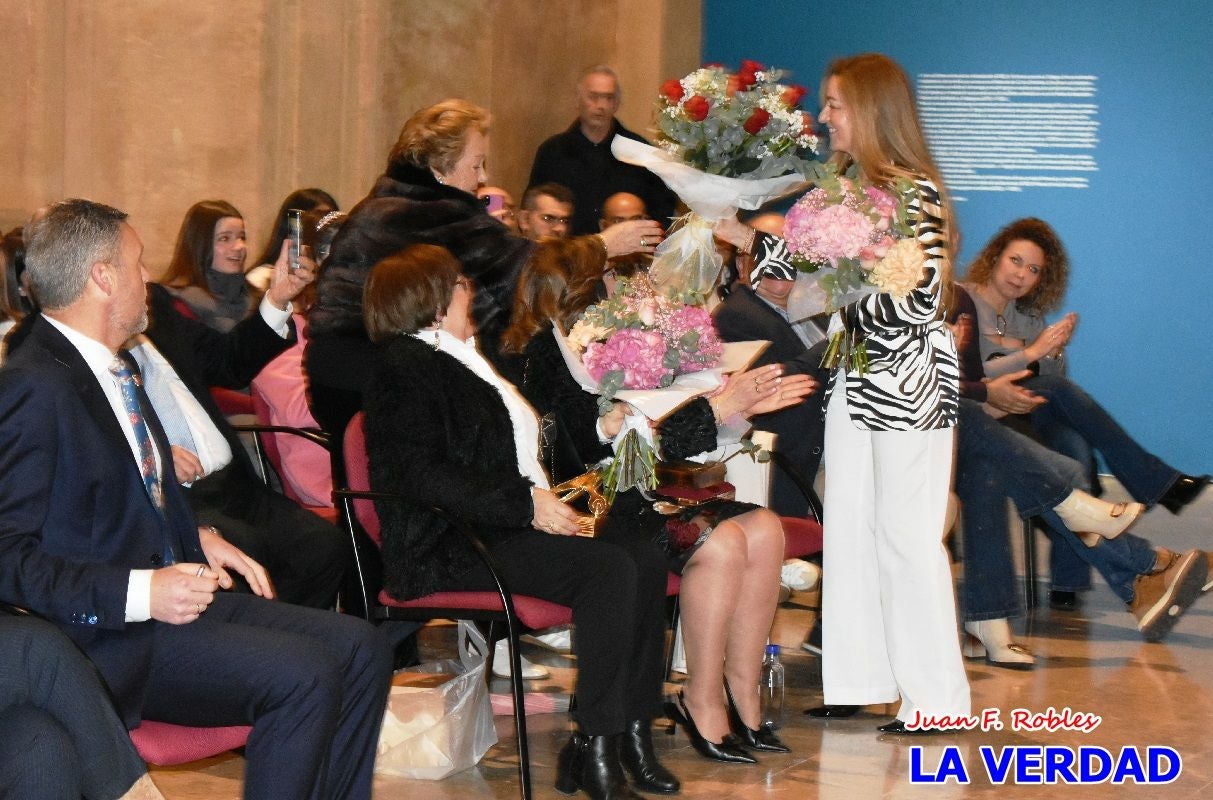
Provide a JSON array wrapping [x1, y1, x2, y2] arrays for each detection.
[[364, 334, 535, 600], [310, 160, 531, 341], [305, 159, 533, 434]]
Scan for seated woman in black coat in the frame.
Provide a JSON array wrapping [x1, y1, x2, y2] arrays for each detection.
[[362, 244, 674, 800], [500, 241, 816, 763]]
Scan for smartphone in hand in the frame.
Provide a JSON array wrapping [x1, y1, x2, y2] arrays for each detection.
[[286, 209, 303, 271]]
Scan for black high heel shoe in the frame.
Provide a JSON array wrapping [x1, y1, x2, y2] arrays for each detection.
[[723, 680, 790, 753], [1159, 474, 1210, 515], [663, 692, 756, 764]]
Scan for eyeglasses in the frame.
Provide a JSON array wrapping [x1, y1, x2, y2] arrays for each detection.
[[454, 276, 474, 291], [539, 213, 572, 226]]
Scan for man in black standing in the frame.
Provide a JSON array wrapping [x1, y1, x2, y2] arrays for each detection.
[[528, 65, 676, 235]]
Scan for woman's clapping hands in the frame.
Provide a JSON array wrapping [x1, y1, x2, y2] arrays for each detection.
[[708, 364, 818, 421]]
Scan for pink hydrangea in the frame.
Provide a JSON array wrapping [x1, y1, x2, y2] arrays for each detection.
[[863, 186, 898, 230], [784, 199, 874, 266], [583, 329, 672, 389], [664, 305, 723, 371]]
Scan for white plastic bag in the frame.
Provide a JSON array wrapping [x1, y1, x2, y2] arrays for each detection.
[[375, 621, 498, 780]]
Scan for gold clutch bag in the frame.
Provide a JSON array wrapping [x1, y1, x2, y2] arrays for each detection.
[[551, 471, 609, 537]]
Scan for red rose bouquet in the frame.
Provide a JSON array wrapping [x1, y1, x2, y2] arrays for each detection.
[[613, 60, 828, 296]]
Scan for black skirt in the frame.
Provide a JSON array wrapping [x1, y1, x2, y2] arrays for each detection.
[[601, 489, 759, 574]]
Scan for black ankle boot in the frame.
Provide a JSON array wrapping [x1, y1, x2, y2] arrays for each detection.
[[554, 733, 584, 795], [1159, 474, 1210, 515], [556, 732, 643, 800], [620, 719, 680, 794]]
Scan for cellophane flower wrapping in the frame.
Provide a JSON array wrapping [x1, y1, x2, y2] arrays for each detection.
[[612, 60, 827, 297]]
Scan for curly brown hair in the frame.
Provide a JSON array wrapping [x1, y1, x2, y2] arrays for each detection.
[[963, 217, 1069, 314]]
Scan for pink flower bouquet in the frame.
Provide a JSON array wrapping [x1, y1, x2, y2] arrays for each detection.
[[556, 276, 760, 501], [782, 172, 926, 374], [784, 172, 919, 317], [569, 276, 723, 402]]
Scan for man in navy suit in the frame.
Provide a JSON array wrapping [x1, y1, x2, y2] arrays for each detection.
[[0, 199, 392, 800], [714, 213, 828, 518]]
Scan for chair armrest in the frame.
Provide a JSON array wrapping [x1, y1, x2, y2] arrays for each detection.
[[767, 450, 824, 524], [231, 423, 331, 449]]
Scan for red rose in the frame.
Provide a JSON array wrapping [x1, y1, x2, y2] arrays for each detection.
[[660, 78, 684, 104], [782, 83, 808, 107], [684, 95, 710, 122], [800, 112, 816, 137], [743, 108, 771, 134], [736, 58, 764, 90]]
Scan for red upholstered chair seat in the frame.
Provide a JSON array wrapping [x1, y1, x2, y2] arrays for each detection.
[[378, 590, 573, 631], [210, 386, 255, 416], [129, 721, 252, 766], [781, 516, 823, 559]]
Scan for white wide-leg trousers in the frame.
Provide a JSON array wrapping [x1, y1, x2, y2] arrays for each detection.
[[821, 386, 970, 721]]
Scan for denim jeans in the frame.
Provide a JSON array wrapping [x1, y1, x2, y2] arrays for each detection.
[[1024, 374, 1180, 598], [1025, 374, 1180, 502], [958, 398, 1162, 611], [1016, 411, 1098, 592], [956, 400, 1085, 619]]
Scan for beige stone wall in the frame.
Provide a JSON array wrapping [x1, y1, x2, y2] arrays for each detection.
[[0, 0, 701, 274]]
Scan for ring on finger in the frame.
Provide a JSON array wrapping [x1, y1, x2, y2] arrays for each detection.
[[196, 603, 203, 615]]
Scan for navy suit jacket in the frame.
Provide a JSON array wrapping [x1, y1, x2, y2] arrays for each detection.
[[0, 315, 204, 723], [713, 286, 829, 515]]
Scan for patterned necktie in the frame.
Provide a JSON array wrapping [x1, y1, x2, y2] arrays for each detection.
[[109, 355, 171, 521]]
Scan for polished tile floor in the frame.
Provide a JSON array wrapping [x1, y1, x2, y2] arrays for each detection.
[[152, 497, 1213, 799]]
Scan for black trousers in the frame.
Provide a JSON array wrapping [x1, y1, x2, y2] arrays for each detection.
[[0, 615, 147, 800], [447, 527, 669, 735], [187, 465, 349, 609], [140, 592, 393, 800]]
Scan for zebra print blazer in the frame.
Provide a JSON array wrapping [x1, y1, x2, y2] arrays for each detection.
[[754, 177, 958, 431]]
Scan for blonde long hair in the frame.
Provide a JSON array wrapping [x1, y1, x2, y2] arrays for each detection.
[[824, 54, 956, 294]]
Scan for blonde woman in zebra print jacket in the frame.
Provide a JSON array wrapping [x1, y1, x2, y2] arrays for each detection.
[[718, 53, 970, 735]]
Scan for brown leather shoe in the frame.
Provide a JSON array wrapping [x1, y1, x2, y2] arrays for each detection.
[[1130, 549, 1208, 642]]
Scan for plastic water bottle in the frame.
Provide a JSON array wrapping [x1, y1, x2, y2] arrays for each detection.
[[759, 644, 785, 729]]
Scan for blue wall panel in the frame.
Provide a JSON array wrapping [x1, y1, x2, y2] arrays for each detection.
[[703, 0, 1213, 471]]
